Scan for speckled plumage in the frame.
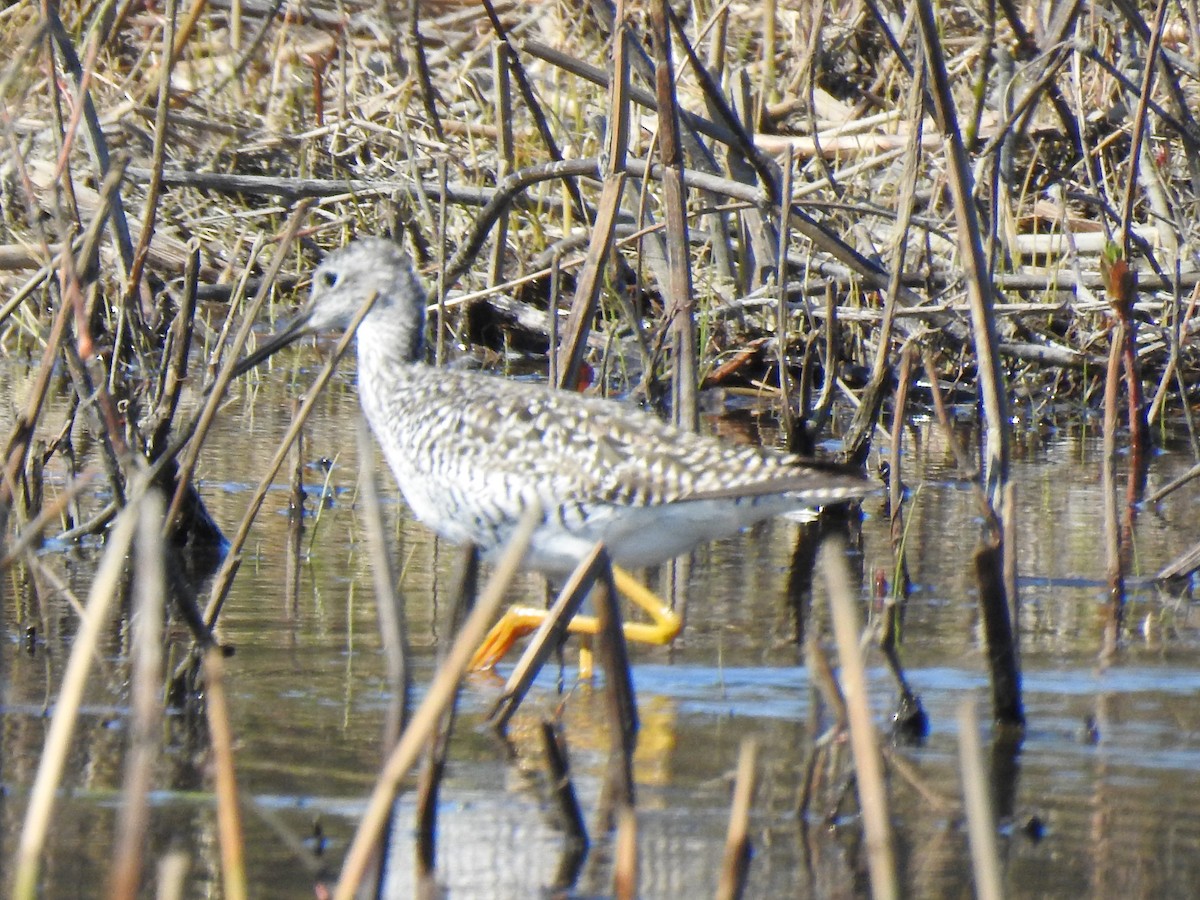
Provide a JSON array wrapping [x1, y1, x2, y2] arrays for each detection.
[[269, 238, 873, 573]]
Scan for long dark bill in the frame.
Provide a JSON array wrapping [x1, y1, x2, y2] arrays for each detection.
[[228, 313, 313, 379]]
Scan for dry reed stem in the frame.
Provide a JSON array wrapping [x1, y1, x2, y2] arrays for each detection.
[[651, 0, 697, 431], [715, 738, 758, 900], [0, 472, 95, 569], [165, 200, 313, 532], [558, 172, 627, 390], [107, 490, 167, 899], [45, 11, 135, 277], [125, 0, 180, 314], [594, 563, 639, 808], [956, 699, 1004, 900], [0, 151, 122, 506], [488, 544, 603, 730], [156, 851, 190, 900], [145, 243, 200, 457], [822, 537, 898, 900], [914, 0, 1010, 507], [11, 496, 140, 899], [202, 283, 379, 628], [548, 0, 628, 390], [283, 399, 304, 612], [1117, 0, 1170, 248], [1101, 320, 1125, 654], [203, 647, 248, 900], [775, 158, 795, 439], [613, 804, 638, 900], [356, 419, 410, 745], [332, 503, 541, 900]]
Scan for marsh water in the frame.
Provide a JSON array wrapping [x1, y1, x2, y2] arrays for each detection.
[[2, 345, 1199, 898]]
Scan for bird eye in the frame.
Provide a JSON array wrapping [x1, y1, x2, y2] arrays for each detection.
[[319, 270, 339, 289]]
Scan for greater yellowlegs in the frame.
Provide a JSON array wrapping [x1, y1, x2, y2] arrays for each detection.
[[240, 237, 874, 667]]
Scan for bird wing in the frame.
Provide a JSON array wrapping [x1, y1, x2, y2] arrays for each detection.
[[436, 373, 818, 508]]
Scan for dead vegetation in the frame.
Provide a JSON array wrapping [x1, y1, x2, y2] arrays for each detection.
[[1, 0, 1199, 896]]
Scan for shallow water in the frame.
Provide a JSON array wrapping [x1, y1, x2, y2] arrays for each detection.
[[1, 350, 1198, 898]]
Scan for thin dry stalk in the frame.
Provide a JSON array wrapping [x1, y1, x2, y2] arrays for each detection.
[[914, 0, 1010, 505], [650, 0, 697, 431], [107, 490, 167, 900], [125, 0, 179, 313], [556, 2, 629, 391], [715, 739, 758, 900], [1101, 320, 1125, 652], [972, 526, 1025, 729], [1117, 0, 1170, 245], [435, 157, 449, 367], [478, 0, 589, 226], [613, 804, 638, 900], [12, 498, 140, 899], [487, 41, 514, 286], [0, 157, 122, 507], [558, 173, 627, 390], [1149, 460, 1200, 505], [776, 159, 795, 441], [145, 243, 200, 457], [760, 0, 777, 113], [155, 851, 190, 900], [203, 647, 248, 900], [843, 65, 925, 462], [822, 538, 897, 900], [406, 0, 444, 142], [913, 318, 1024, 728], [0, 473, 94, 568], [803, 629, 848, 735], [332, 503, 541, 900], [283, 400, 304, 613], [45, 11, 135, 277], [956, 699, 1004, 900], [202, 286, 379, 628], [165, 200, 313, 533], [356, 419, 410, 745], [887, 346, 911, 531], [594, 563, 638, 808], [487, 544, 604, 730]]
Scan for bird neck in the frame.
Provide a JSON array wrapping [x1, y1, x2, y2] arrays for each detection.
[[355, 302, 425, 373]]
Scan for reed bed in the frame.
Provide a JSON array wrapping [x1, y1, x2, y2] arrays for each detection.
[[0, 0, 1198, 896]]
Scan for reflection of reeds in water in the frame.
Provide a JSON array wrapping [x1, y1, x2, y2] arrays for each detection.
[[13, 493, 144, 897]]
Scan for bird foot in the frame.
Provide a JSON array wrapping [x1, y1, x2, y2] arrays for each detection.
[[468, 605, 548, 671]]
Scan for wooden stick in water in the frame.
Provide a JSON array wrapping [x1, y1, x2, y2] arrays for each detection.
[[613, 805, 639, 900], [715, 738, 758, 900]]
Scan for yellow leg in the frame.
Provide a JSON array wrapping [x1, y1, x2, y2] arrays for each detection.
[[468, 565, 683, 671], [578, 642, 594, 680]]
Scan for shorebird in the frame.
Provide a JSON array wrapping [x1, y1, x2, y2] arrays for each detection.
[[237, 237, 873, 668]]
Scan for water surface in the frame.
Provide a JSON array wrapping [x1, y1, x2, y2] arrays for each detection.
[[1, 351, 1198, 898]]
